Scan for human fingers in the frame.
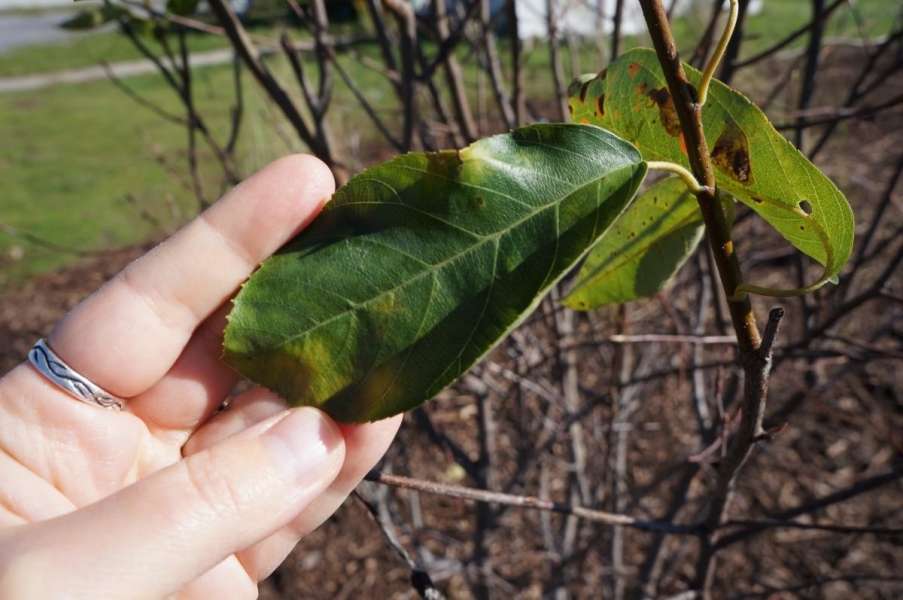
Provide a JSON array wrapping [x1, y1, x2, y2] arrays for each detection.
[[46, 155, 334, 403], [181, 387, 290, 456], [125, 304, 241, 441], [235, 416, 401, 581], [0, 407, 344, 600], [181, 392, 401, 583]]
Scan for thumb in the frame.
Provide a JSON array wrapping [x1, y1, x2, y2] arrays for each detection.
[[0, 407, 345, 600]]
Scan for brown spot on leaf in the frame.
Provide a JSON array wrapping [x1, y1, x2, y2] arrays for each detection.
[[636, 83, 647, 94], [600, 68, 608, 81], [628, 62, 640, 77], [568, 104, 574, 116], [579, 81, 590, 103], [679, 132, 687, 154], [646, 88, 681, 138], [711, 121, 754, 185], [596, 93, 605, 117], [580, 117, 590, 124], [425, 150, 463, 179], [751, 197, 764, 204]]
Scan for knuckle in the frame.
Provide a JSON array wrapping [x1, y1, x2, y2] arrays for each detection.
[[181, 447, 252, 523]]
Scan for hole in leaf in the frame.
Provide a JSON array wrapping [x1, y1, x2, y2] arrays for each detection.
[[799, 199, 812, 215]]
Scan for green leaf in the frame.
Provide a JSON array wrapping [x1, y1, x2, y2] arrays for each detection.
[[60, 5, 129, 30], [564, 177, 704, 309], [166, 0, 200, 16], [223, 124, 647, 423], [569, 47, 855, 296]]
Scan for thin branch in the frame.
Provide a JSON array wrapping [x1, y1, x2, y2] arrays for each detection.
[[382, 0, 418, 152], [422, 0, 482, 81], [117, 15, 238, 187], [718, 0, 753, 85], [224, 53, 243, 156], [694, 308, 784, 593], [177, 26, 209, 209], [715, 468, 903, 548], [507, 0, 525, 126], [480, 0, 515, 129], [843, 149, 903, 296], [364, 471, 702, 535], [773, 92, 903, 130], [780, 235, 903, 360], [362, 0, 400, 85], [690, 0, 728, 69], [545, 0, 570, 122], [0, 223, 97, 257], [730, 0, 848, 69], [722, 518, 903, 536], [99, 61, 187, 125], [205, 0, 346, 182], [794, 0, 828, 151], [809, 25, 903, 159], [332, 58, 404, 151], [611, 0, 626, 59], [431, 0, 477, 143], [727, 575, 903, 600], [353, 490, 447, 600]]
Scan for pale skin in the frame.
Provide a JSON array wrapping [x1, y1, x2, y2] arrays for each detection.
[[0, 155, 402, 599]]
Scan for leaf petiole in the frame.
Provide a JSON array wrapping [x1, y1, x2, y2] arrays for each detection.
[[645, 161, 712, 195], [697, 0, 738, 107]]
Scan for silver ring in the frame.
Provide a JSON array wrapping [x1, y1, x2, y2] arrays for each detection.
[[28, 339, 122, 410]]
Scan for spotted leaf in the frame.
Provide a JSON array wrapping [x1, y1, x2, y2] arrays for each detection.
[[564, 177, 704, 309], [223, 124, 646, 422], [570, 48, 854, 295]]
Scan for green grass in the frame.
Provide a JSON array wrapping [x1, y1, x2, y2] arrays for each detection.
[[0, 63, 290, 288], [0, 29, 236, 78]]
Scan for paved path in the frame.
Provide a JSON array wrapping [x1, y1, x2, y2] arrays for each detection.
[[0, 10, 87, 53], [0, 48, 235, 94]]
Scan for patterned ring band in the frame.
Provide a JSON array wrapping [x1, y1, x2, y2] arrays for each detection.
[[28, 339, 123, 410]]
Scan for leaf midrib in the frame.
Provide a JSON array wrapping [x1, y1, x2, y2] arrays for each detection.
[[242, 161, 641, 356]]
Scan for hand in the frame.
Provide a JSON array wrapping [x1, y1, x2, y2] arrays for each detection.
[[0, 156, 401, 599]]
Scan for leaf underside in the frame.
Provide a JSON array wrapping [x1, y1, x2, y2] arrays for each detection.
[[223, 124, 646, 423], [569, 48, 855, 294], [564, 177, 704, 309]]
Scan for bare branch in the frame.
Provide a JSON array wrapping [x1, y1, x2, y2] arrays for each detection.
[[607, 333, 737, 344], [365, 471, 701, 535], [354, 489, 447, 600], [100, 61, 187, 126], [205, 0, 346, 182], [730, 0, 848, 70], [715, 468, 903, 548]]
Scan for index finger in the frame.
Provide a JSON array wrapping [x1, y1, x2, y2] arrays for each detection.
[[47, 155, 335, 399]]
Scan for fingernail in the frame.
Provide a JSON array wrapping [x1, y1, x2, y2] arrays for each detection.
[[263, 407, 343, 483]]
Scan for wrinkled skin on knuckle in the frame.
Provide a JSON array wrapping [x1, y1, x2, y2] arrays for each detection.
[[180, 440, 276, 528]]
